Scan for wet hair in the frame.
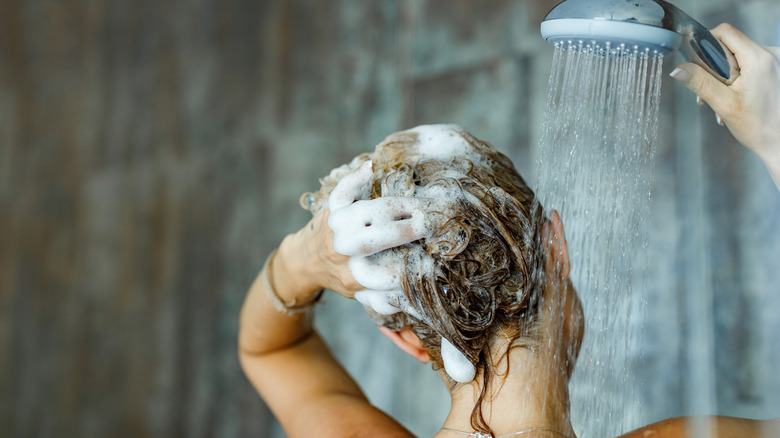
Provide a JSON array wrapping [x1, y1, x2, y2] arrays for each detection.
[[301, 126, 546, 436]]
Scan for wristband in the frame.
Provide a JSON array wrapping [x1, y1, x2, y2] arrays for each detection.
[[262, 249, 324, 315]]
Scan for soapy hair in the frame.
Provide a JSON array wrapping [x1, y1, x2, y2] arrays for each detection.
[[301, 127, 546, 436]]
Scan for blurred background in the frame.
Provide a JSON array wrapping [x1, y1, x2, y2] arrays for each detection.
[[1, 0, 779, 437]]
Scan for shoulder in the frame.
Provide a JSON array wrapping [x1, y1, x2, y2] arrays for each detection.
[[618, 417, 687, 438], [619, 416, 779, 438]]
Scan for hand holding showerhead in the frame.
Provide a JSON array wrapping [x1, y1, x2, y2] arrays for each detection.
[[541, 0, 740, 84], [540, 1, 779, 190], [670, 23, 780, 191]]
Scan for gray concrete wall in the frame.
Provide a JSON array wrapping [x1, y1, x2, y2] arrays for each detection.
[[1, 1, 778, 437]]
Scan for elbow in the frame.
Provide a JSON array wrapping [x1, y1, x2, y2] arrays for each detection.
[[237, 328, 254, 375], [237, 344, 254, 376], [237, 322, 264, 365]]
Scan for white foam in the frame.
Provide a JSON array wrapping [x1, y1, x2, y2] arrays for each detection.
[[406, 124, 474, 161], [327, 160, 373, 212], [355, 289, 428, 321], [325, 154, 369, 182], [330, 197, 429, 256], [349, 251, 402, 291], [354, 290, 404, 315], [351, 246, 432, 322], [441, 337, 476, 382]]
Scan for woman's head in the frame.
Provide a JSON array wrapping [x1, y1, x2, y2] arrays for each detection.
[[302, 124, 578, 433]]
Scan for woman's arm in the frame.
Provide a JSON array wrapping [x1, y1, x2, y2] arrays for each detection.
[[238, 209, 359, 358], [670, 23, 780, 190], [239, 160, 432, 437], [238, 210, 415, 438]]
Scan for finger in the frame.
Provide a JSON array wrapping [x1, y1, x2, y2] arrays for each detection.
[[329, 197, 430, 256], [334, 218, 427, 256], [670, 62, 736, 116], [327, 160, 373, 212], [766, 46, 780, 61], [354, 289, 404, 315], [354, 289, 427, 321], [334, 197, 426, 229], [349, 250, 404, 291], [711, 23, 765, 60]]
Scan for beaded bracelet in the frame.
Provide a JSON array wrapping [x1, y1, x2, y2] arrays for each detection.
[[262, 249, 324, 316]]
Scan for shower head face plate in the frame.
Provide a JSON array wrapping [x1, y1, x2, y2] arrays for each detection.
[[540, 0, 739, 83], [541, 18, 682, 56]]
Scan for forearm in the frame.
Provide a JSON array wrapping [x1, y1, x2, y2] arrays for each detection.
[[238, 234, 323, 357], [237, 232, 402, 436], [757, 147, 780, 191]]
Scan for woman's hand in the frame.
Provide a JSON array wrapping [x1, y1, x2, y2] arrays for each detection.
[[670, 23, 780, 188], [275, 160, 431, 301], [276, 209, 364, 300]]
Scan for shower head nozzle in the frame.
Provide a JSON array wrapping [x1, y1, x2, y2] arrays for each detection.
[[541, 18, 681, 55], [540, 0, 740, 84]]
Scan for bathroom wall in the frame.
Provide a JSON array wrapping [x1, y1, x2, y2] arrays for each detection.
[[1, 0, 778, 437]]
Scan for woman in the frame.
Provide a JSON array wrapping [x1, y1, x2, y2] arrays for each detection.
[[239, 23, 779, 438], [239, 123, 584, 438]]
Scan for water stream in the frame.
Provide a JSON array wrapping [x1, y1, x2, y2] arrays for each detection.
[[535, 43, 664, 437]]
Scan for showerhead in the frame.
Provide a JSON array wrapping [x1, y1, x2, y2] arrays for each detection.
[[541, 0, 740, 84]]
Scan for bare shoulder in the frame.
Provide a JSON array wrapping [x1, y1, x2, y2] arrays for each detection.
[[618, 417, 687, 438], [619, 416, 780, 438]]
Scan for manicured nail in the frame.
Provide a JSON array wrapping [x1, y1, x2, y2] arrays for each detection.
[[716, 114, 725, 126], [696, 95, 704, 105], [670, 67, 690, 83]]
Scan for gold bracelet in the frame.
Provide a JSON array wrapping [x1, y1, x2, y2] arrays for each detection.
[[262, 249, 324, 315]]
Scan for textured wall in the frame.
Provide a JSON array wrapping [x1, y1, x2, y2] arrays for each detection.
[[1, 1, 779, 437]]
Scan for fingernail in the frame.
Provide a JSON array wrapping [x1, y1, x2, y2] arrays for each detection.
[[670, 67, 690, 83], [696, 95, 704, 105], [716, 114, 725, 126]]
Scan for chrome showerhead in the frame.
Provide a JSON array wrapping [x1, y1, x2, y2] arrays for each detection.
[[541, 0, 740, 84]]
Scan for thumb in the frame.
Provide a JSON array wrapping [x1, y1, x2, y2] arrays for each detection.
[[670, 62, 735, 115]]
